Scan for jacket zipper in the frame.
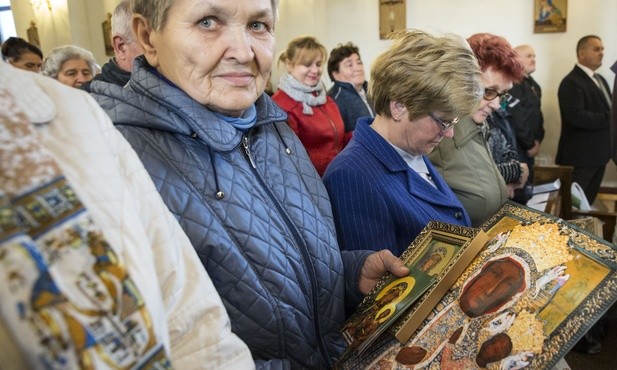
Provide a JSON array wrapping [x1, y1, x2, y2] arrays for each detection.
[[241, 133, 332, 367], [319, 106, 340, 152]]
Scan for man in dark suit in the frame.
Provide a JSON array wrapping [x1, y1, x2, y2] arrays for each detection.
[[557, 35, 612, 205], [611, 59, 617, 163], [508, 44, 544, 183]]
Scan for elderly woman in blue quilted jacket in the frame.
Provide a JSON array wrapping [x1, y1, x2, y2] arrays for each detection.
[[90, 0, 408, 368]]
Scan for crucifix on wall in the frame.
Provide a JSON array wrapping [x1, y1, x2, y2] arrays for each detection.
[[379, 0, 406, 39]]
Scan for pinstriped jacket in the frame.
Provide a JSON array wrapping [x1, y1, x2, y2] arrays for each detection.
[[323, 117, 471, 257]]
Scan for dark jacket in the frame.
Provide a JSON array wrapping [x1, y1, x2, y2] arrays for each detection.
[[556, 65, 611, 167], [323, 117, 470, 256], [487, 109, 522, 184], [507, 75, 544, 152], [81, 58, 130, 93], [328, 81, 375, 132], [610, 60, 617, 163], [91, 57, 370, 369]]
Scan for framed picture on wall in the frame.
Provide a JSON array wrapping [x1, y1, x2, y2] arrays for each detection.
[[102, 12, 113, 57], [379, 0, 406, 40], [534, 0, 567, 33]]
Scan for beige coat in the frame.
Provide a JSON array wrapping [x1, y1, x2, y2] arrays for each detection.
[[428, 117, 507, 226]]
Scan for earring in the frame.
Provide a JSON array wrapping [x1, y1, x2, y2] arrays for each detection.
[[394, 116, 401, 122]]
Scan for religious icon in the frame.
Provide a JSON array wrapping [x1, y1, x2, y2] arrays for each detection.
[[102, 12, 113, 56], [379, 0, 406, 40], [336, 202, 617, 370], [337, 222, 486, 362], [534, 0, 567, 33], [27, 21, 40, 48]]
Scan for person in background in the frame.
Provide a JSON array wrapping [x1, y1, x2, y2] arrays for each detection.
[[1, 36, 43, 73], [0, 61, 253, 369], [272, 36, 351, 176], [42, 45, 96, 88], [610, 60, 617, 163], [82, 0, 143, 92], [558, 37, 612, 355], [323, 30, 482, 256], [90, 0, 408, 368], [508, 44, 544, 184], [327, 42, 375, 132], [428, 33, 525, 227], [557, 35, 612, 205]]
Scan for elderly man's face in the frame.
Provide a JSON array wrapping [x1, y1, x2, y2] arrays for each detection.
[[459, 258, 524, 318], [147, 0, 276, 117]]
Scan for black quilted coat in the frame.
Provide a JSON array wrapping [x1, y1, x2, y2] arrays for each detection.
[[91, 57, 370, 369]]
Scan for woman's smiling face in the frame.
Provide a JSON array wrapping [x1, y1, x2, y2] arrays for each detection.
[[142, 0, 276, 117]]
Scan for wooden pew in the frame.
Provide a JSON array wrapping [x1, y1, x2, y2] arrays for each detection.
[[533, 165, 617, 242], [533, 164, 573, 220]]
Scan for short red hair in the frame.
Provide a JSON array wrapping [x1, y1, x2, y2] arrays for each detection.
[[467, 33, 525, 83]]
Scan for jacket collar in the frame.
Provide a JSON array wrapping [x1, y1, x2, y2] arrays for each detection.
[[353, 117, 462, 205], [450, 116, 484, 148], [93, 56, 287, 152], [332, 80, 368, 94]]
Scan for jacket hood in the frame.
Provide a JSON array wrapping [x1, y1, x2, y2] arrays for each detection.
[[91, 56, 287, 152]]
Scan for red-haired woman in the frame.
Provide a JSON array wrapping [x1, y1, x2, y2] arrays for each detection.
[[429, 33, 526, 226]]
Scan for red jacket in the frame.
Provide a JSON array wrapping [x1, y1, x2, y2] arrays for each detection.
[[272, 90, 351, 176]]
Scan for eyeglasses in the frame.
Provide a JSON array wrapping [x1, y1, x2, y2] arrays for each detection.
[[428, 112, 459, 132], [483, 88, 511, 103]]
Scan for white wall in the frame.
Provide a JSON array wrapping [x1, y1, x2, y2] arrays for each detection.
[[9, 0, 617, 185], [10, 0, 118, 63], [276, 0, 617, 186]]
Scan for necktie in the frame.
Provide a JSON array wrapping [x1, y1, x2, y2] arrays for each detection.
[[0, 86, 173, 369], [593, 73, 612, 107]]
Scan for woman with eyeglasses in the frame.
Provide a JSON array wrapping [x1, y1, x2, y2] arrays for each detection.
[[322, 30, 483, 256], [429, 33, 526, 227]]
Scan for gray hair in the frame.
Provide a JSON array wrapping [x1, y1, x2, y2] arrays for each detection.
[[42, 45, 97, 79], [112, 0, 134, 43], [131, 0, 280, 31]]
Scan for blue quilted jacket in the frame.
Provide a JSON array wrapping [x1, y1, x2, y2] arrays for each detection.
[[91, 57, 371, 369]]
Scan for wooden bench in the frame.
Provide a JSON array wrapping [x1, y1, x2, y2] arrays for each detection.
[[533, 164, 573, 220], [533, 165, 616, 242]]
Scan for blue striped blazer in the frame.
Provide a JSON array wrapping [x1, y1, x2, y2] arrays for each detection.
[[323, 117, 471, 256]]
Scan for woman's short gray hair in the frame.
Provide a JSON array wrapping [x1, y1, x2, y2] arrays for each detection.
[[42, 45, 97, 79], [131, 0, 280, 31], [370, 29, 483, 120]]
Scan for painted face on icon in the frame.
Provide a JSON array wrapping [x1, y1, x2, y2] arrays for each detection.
[[459, 258, 525, 318]]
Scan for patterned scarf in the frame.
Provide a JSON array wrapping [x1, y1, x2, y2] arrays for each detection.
[[0, 86, 172, 369], [277, 73, 327, 115]]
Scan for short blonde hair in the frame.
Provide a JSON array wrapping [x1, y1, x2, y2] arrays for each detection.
[[370, 29, 483, 120], [278, 36, 327, 69]]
